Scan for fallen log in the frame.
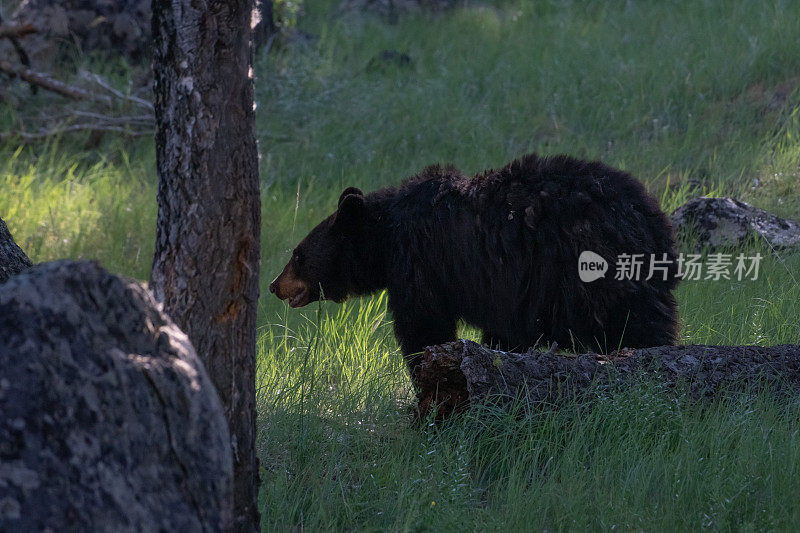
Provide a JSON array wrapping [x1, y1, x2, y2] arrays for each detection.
[[413, 340, 800, 419]]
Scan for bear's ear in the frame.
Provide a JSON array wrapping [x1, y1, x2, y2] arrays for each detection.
[[333, 191, 365, 232], [338, 187, 363, 208]]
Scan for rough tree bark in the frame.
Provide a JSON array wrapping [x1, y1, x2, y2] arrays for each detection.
[[414, 340, 800, 419], [150, 1, 261, 531], [0, 216, 32, 283]]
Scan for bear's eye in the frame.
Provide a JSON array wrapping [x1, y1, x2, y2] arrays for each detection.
[[293, 252, 303, 266]]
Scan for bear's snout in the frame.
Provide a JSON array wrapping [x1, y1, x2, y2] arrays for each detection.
[[270, 265, 312, 308]]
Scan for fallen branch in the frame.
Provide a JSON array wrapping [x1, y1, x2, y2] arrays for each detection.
[[0, 24, 38, 39], [0, 61, 155, 141], [80, 70, 154, 111], [413, 340, 800, 419], [0, 61, 153, 111], [0, 62, 153, 112], [0, 13, 32, 70], [0, 23, 36, 39], [0, 123, 152, 142], [0, 60, 113, 103], [69, 111, 153, 124]]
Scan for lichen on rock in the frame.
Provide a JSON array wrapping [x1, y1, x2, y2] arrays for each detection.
[[0, 260, 232, 531]]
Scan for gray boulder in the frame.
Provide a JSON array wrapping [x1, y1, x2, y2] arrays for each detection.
[[0, 260, 232, 532], [670, 197, 800, 250]]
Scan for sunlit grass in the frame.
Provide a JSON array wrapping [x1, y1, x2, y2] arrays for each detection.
[[257, 293, 800, 530], [0, 142, 156, 278], [3, 0, 800, 530]]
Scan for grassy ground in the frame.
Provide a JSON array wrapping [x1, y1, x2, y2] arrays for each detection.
[[3, 0, 800, 529]]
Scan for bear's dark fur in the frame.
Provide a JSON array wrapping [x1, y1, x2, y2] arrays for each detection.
[[271, 153, 679, 369]]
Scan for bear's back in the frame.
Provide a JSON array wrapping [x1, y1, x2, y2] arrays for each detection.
[[385, 153, 672, 256]]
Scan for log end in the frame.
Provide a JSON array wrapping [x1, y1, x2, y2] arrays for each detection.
[[412, 341, 472, 420]]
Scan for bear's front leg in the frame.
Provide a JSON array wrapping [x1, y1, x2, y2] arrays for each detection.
[[392, 311, 457, 374]]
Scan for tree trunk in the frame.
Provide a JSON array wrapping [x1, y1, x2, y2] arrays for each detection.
[[413, 340, 800, 420], [150, 2, 261, 531], [0, 216, 32, 283], [253, 0, 276, 52]]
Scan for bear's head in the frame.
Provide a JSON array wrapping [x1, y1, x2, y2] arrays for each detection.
[[269, 187, 366, 308]]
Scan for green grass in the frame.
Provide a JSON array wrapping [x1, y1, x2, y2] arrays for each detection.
[[258, 374, 800, 530], [3, 0, 800, 530]]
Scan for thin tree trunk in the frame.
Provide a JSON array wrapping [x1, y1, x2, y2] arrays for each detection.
[[253, 0, 276, 51], [150, 2, 261, 531], [414, 340, 800, 419], [0, 216, 32, 283]]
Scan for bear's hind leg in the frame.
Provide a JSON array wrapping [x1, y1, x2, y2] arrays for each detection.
[[605, 290, 679, 349], [481, 331, 512, 351], [393, 313, 457, 374]]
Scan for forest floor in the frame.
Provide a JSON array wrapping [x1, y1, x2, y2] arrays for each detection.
[[3, 0, 800, 529]]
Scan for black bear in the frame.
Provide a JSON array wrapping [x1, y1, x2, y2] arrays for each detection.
[[270, 153, 679, 369]]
